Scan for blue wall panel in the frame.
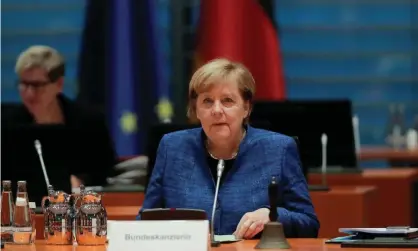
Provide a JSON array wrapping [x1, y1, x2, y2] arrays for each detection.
[[275, 0, 418, 168], [284, 56, 412, 78], [1, 2, 85, 102]]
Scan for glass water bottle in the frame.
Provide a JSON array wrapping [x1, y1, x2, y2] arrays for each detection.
[[12, 181, 33, 244], [1, 180, 14, 243]]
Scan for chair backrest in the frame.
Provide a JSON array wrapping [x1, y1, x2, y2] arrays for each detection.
[[251, 100, 357, 169], [140, 208, 207, 221]]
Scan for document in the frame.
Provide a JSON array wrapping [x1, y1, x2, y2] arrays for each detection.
[[214, 235, 241, 243]]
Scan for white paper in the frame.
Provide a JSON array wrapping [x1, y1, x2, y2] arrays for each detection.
[[16, 197, 27, 206], [107, 220, 115, 241], [92, 218, 97, 235], [62, 219, 66, 236], [108, 220, 208, 251], [214, 235, 241, 243], [29, 202, 36, 209]]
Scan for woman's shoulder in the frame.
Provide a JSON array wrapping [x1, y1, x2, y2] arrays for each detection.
[[247, 126, 295, 146], [1, 102, 32, 126], [161, 127, 202, 146]]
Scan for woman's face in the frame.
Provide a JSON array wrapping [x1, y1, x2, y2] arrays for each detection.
[[18, 67, 63, 114], [196, 80, 249, 143]]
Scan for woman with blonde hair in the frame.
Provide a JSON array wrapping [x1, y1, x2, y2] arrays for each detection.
[[2, 45, 117, 205], [138, 58, 319, 239]]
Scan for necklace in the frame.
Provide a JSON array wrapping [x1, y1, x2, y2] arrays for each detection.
[[208, 150, 238, 160], [206, 130, 246, 160]]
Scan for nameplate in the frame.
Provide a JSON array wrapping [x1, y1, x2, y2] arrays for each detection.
[[108, 220, 209, 251]]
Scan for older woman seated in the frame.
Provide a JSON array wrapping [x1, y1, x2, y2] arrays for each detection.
[[137, 58, 319, 239]]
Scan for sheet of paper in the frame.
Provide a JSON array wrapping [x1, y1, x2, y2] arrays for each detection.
[[214, 235, 241, 243]]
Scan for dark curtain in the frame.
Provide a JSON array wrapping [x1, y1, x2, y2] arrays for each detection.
[[78, 0, 164, 154], [76, 0, 111, 113]]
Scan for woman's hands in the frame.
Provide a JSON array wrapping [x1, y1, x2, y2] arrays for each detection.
[[233, 208, 270, 239]]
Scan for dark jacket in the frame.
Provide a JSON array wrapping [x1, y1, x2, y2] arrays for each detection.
[[138, 126, 319, 237], [1, 94, 117, 204]]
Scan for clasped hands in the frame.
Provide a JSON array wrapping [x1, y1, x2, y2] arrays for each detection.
[[233, 208, 270, 239]]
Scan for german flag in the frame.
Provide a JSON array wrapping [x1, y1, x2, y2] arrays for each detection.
[[195, 0, 286, 100]]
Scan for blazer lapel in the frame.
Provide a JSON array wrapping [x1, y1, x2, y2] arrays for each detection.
[[193, 127, 217, 189]]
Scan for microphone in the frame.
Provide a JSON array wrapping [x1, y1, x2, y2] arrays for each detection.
[[320, 133, 328, 187], [352, 115, 360, 156], [34, 139, 51, 190], [210, 159, 225, 247]]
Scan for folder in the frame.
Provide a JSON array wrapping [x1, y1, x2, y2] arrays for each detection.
[[339, 227, 418, 236], [326, 227, 418, 248]]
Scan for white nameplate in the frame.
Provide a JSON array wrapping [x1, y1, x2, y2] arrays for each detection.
[[108, 220, 209, 251]]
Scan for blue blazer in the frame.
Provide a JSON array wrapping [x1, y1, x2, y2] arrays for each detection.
[[137, 126, 319, 237]]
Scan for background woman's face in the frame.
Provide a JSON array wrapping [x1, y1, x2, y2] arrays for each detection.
[[18, 67, 63, 113]]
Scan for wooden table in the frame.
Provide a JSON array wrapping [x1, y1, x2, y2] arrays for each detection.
[[310, 186, 376, 238], [360, 146, 418, 162], [4, 239, 418, 250], [102, 192, 144, 207], [35, 187, 373, 239], [309, 168, 418, 227]]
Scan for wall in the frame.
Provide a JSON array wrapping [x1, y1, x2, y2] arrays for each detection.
[[1, 0, 85, 102], [2, 0, 417, 155], [274, 0, 418, 146]]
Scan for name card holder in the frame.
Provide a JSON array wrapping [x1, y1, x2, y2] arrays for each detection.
[[108, 220, 209, 251]]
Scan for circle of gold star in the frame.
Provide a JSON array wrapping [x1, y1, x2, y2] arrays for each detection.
[[120, 111, 137, 134], [156, 98, 173, 122]]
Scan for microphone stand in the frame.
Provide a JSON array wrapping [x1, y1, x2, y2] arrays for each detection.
[[210, 159, 224, 247], [321, 133, 328, 188], [352, 115, 361, 156], [308, 134, 330, 191], [34, 139, 51, 191]]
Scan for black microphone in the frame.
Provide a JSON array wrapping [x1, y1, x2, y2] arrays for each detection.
[[210, 159, 225, 247], [268, 176, 278, 221], [34, 139, 51, 191]]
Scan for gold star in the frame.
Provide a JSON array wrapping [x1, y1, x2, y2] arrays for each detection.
[[156, 98, 173, 122], [119, 111, 137, 134]]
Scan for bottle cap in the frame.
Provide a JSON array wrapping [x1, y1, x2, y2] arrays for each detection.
[[2, 180, 12, 190]]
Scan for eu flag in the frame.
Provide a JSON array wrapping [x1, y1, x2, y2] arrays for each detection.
[[145, 0, 173, 123], [109, 0, 173, 157], [132, 0, 173, 125], [109, 0, 139, 156]]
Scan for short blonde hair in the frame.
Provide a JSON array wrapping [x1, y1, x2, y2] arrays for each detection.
[[15, 45, 65, 82], [187, 58, 256, 124]]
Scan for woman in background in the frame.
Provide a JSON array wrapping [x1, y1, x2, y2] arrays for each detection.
[[1, 45, 117, 204]]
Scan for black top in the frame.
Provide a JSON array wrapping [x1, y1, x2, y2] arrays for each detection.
[[206, 155, 234, 185], [1, 94, 118, 205], [201, 130, 238, 185]]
